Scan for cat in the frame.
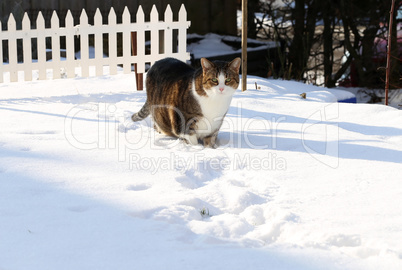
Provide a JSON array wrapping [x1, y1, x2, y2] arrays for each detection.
[[131, 57, 241, 148]]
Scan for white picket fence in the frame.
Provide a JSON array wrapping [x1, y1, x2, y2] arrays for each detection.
[[0, 5, 191, 83]]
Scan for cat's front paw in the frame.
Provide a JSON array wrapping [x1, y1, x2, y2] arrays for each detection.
[[181, 134, 198, 145], [202, 134, 218, 148], [204, 142, 218, 149]]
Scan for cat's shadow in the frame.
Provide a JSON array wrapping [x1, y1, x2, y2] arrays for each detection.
[[217, 131, 280, 150]]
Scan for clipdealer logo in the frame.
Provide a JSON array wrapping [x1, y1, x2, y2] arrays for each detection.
[[63, 102, 288, 157], [63, 101, 339, 169]]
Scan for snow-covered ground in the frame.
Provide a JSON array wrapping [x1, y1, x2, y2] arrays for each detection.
[[187, 33, 277, 59], [336, 86, 402, 109], [1, 70, 402, 270]]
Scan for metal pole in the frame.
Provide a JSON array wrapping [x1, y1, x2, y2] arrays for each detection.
[[242, 0, 248, 92], [385, 0, 395, 106]]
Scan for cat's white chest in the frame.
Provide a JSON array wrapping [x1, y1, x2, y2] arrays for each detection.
[[195, 93, 233, 138]]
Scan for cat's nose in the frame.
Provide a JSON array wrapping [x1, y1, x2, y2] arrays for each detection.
[[219, 87, 224, 92]]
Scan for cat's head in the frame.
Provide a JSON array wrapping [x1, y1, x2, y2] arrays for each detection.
[[200, 57, 241, 97]]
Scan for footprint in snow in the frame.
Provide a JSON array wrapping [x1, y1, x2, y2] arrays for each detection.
[[18, 130, 57, 135], [127, 184, 151, 191], [175, 159, 225, 189], [326, 234, 361, 247]]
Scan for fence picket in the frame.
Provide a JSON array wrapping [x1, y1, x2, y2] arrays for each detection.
[[51, 11, 61, 79], [150, 5, 159, 63], [94, 9, 103, 77], [122, 7, 131, 74], [164, 5, 173, 56], [178, 5, 190, 61], [136, 6, 145, 73], [7, 14, 18, 82], [22, 13, 32, 81], [36, 12, 46, 80], [108, 7, 117, 75], [79, 9, 90, 77], [65, 10, 75, 78], [0, 5, 191, 86]]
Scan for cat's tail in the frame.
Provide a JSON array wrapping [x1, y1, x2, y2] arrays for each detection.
[[131, 101, 150, 122]]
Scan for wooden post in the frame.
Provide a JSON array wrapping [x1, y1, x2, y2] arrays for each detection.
[[385, 0, 395, 106], [241, 0, 248, 91], [131, 32, 143, 91]]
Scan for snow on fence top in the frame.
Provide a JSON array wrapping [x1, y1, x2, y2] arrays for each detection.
[[0, 5, 191, 83]]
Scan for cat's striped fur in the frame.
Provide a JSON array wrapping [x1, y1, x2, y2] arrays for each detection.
[[132, 57, 241, 147]]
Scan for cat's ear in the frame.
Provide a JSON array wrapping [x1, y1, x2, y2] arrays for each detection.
[[229, 58, 241, 73], [201, 58, 215, 72]]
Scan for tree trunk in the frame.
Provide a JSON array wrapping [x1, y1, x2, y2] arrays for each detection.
[[321, 0, 336, 87], [247, 0, 259, 39], [323, 15, 334, 87], [390, 1, 400, 89], [288, 0, 306, 80]]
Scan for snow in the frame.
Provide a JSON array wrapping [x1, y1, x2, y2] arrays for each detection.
[[187, 33, 277, 59], [336, 86, 402, 109], [1, 69, 402, 270]]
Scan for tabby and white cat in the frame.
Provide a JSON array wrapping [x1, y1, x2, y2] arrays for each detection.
[[131, 57, 241, 147]]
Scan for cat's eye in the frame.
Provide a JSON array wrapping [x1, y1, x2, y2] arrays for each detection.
[[211, 78, 218, 83], [225, 78, 231, 83]]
